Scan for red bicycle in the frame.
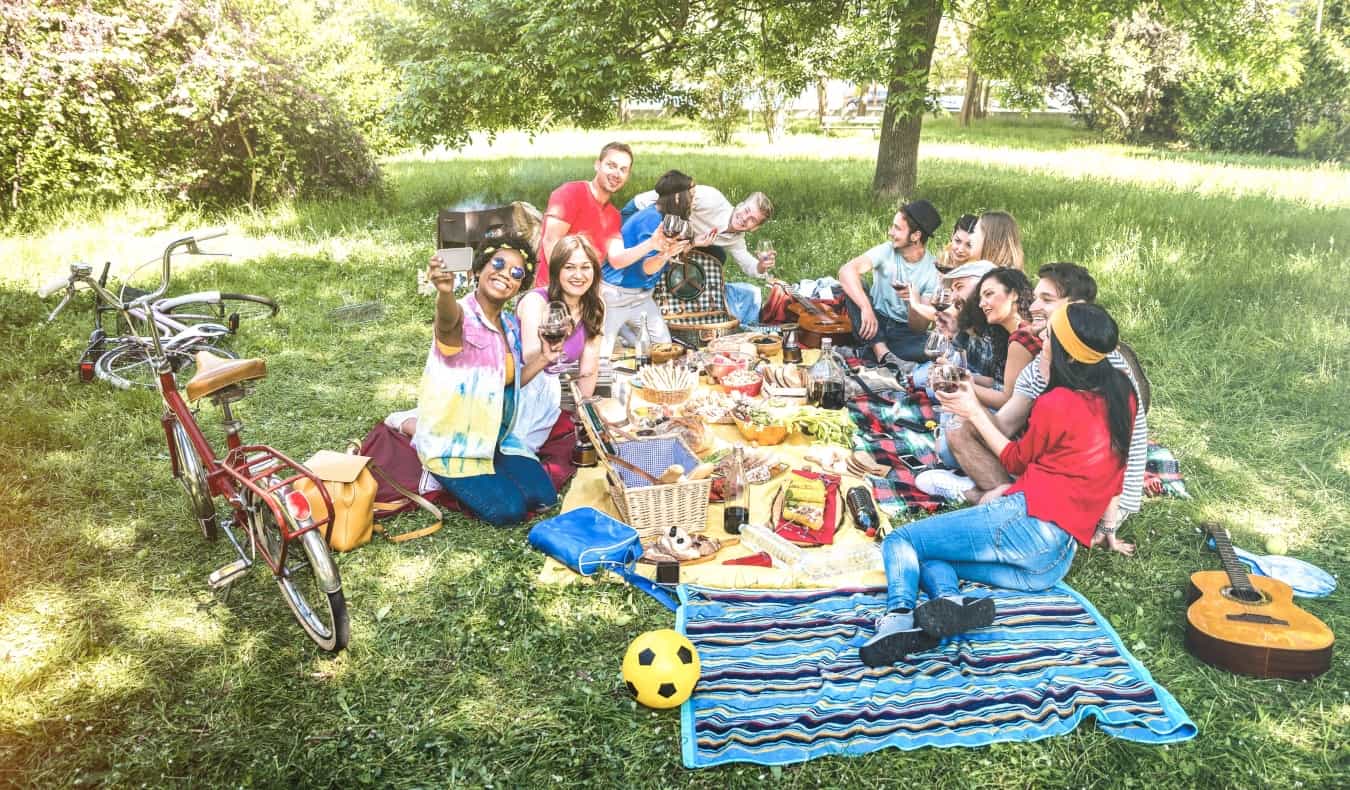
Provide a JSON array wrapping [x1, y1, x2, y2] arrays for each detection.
[[52, 233, 350, 651]]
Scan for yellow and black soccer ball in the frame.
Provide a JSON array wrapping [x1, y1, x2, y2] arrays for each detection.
[[621, 629, 701, 709]]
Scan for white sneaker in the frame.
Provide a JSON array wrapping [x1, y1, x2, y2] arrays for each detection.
[[915, 468, 975, 503]]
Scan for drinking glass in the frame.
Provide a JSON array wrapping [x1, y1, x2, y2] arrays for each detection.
[[756, 240, 774, 268], [540, 301, 572, 374], [923, 331, 951, 360], [931, 286, 954, 313]]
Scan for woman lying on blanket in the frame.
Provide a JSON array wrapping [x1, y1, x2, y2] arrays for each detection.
[[411, 235, 562, 526], [599, 169, 698, 357], [861, 303, 1136, 667]]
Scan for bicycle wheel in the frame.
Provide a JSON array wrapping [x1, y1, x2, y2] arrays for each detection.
[[95, 343, 237, 390], [165, 293, 279, 327], [169, 417, 218, 540], [249, 496, 349, 652]]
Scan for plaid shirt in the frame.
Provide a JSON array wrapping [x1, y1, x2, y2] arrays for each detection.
[[955, 331, 997, 379]]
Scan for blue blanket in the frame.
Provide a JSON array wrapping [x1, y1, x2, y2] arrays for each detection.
[[678, 584, 1195, 768]]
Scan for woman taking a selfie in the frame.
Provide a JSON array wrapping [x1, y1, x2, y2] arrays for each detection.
[[412, 234, 563, 526], [860, 303, 1137, 666]]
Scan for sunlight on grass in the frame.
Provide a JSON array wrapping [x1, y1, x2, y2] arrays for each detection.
[[121, 597, 224, 647], [0, 588, 75, 689], [384, 555, 438, 592], [374, 374, 418, 406]]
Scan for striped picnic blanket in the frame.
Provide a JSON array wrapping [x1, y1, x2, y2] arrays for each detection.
[[678, 584, 1195, 768]]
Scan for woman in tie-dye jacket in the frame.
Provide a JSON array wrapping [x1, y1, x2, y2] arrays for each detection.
[[412, 235, 563, 525]]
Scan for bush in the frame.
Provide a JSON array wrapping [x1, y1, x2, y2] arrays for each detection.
[[0, 0, 381, 219], [1179, 3, 1347, 160]]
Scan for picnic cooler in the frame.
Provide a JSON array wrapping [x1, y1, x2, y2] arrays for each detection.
[[604, 436, 712, 544], [655, 249, 739, 347]]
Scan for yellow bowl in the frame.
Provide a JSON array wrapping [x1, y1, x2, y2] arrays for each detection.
[[734, 418, 788, 446]]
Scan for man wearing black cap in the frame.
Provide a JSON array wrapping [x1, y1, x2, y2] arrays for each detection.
[[837, 200, 943, 368]]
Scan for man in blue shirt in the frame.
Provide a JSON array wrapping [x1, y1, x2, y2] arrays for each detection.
[[837, 200, 942, 368]]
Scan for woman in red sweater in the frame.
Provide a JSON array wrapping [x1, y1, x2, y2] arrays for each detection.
[[862, 303, 1137, 667]]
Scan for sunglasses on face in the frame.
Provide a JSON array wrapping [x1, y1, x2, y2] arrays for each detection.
[[489, 256, 528, 281]]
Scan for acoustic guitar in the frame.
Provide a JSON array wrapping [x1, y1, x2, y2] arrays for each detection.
[[766, 280, 854, 349], [1185, 522, 1334, 679]]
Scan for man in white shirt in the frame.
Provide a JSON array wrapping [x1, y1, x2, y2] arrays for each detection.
[[622, 186, 775, 278]]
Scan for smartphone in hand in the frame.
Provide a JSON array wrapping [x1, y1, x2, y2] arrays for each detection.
[[435, 248, 473, 273]]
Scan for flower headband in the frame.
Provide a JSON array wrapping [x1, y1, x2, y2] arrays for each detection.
[[1050, 306, 1106, 364]]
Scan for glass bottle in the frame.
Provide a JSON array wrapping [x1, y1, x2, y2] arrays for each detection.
[[722, 446, 749, 535], [806, 338, 846, 409], [636, 314, 652, 370], [781, 324, 803, 364]]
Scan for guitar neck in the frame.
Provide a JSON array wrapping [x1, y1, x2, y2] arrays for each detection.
[[788, 292, 825, 317], [1207, 524, 1258, 596]]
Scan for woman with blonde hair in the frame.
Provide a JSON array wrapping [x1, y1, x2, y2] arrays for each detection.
[[969, 211, 1024, 271]]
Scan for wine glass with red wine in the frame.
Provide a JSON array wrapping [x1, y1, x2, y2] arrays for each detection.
[[540, 301, 571, 374], [931, 286, 954, 313]]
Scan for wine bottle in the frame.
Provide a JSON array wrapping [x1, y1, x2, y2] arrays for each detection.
[[636, 314, 652, 370]]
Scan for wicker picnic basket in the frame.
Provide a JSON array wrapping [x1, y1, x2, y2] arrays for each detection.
[[603, 436, 711, 543], [571, 381, 712, 543], [665, 310, 740, 347]]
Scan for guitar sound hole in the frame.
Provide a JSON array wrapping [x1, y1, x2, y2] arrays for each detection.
[[1222, 586, 1267, 604]]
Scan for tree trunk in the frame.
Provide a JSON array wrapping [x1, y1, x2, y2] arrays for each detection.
[[618, 98, 632, 124], [960, 67, 978, 127], [872, 0, 944, 198], [977, 83, 991, 119], [816, 76, 828, 129]]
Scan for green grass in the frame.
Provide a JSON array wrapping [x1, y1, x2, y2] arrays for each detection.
[[1, 121, 1348, 788]]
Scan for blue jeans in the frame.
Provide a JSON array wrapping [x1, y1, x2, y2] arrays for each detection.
[[432, 452, 557, 526], [880, 492, 1076, 611], [843, 294, 929, 362]]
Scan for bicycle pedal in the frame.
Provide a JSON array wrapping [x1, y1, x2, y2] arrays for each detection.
[[208, 559, 251, 589]]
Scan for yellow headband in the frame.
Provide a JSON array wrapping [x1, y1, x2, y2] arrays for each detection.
[[1050, 307, 1106, 364]]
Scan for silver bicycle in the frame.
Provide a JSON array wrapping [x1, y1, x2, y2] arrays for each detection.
[[40, 232, 279, 389]]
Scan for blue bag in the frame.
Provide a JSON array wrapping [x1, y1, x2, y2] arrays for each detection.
[[724, 281, 763, 327], [528, 507, 678, 611]]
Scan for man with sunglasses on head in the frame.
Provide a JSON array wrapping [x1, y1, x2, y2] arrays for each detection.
[[921, 262, 1150, 556], [536, 142, 673, 288], [837, 200, 943, 370], [622, 187, 776, 277]]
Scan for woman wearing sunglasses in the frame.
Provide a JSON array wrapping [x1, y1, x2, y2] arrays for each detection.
[[860, 303, 1136, 666], [412, 235, 562, 526]]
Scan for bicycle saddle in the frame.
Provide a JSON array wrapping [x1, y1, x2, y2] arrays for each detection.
[[187, 350, 267, 402]]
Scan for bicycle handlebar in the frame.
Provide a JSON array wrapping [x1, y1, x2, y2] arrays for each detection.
[[41, 231, 229, 319], [37, 274, 71, 299], [130, 230, 228, 309]]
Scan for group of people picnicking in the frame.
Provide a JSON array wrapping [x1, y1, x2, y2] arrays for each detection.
[[411, 141, 1151, 667]]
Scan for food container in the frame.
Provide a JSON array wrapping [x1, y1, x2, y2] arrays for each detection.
[[720, 369, 764, 398], [707, 352, 754, 380], [749, 334, 783, 358], [651, 342, 685, 365], [734, 418, 789, 446]]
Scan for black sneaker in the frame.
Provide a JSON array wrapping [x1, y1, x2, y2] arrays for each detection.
[[859, 612, 940, 667], [914, 595, 996, 639]]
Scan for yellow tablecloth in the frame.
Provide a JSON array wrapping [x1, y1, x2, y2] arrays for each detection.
[[537, 399, 892, 590]]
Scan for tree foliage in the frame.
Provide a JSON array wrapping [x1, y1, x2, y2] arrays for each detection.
[[0, 0, 383, 218]]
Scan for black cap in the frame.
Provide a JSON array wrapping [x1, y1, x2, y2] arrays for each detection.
[[901, 200, 941, 237]]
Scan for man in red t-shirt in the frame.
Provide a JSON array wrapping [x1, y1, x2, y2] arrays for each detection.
[[535, 142, 635, 287]]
